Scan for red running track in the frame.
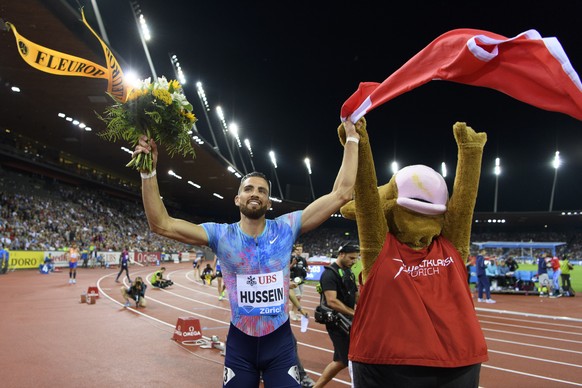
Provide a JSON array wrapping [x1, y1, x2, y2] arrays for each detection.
[[1, 262, 581, 387]]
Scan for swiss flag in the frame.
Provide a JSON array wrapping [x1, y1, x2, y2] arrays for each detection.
[[341, 29, 582, 122]]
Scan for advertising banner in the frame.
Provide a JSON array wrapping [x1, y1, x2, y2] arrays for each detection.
[[133, 251, 161, 266], [8, 251, 44, 270]]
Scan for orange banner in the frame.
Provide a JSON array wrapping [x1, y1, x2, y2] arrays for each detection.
[[80, 9, 129, 102], [4, 8, 130, 102], [5, 22, 107, 79]]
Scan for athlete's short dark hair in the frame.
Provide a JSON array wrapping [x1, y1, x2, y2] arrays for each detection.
[[239, 171, 272, 196]]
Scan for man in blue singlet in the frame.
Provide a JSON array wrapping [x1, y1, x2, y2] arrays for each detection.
[[134, 118, 363, 387]]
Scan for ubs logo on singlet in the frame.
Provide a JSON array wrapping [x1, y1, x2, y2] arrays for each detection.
[[258, 274, 277, 284], [246, 275, 257, 286], [393, 256, 454, 279], [247, 274, 278, 285]]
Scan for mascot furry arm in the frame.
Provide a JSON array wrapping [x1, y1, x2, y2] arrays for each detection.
[[443, 123, 487, 260], [340, 121, 486, 282]]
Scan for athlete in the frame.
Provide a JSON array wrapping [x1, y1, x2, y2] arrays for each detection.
[[192, 253, 203, 281], [133, 118, 362, 387], [212, 255, 227, 300], [201, 263, 216, 285], [67, 242, 80, 284], [115, 247, 132, 283]]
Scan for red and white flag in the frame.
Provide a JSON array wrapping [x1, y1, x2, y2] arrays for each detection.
[[341, 29, 582, 123]]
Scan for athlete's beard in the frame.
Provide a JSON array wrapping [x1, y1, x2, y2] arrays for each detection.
[[239, 202, 268, 219]]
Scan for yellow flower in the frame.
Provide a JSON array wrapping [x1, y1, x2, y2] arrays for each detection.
[[126, 87, 147, 101], [184, 111, 196, 122], [152, 89, 173, 105], [168, 80, 181, 92]]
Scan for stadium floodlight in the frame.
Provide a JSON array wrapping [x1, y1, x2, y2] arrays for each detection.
[[186, 80, 220, 150], [228, 123, 247, 173], [549, 151, 561, 212], [229, 123, 243, 148], [269, 151, 278, 169], [169, 54, 186, 85], [138, 14, 151, 41], [244, 138, 256, 171], [269, 150, 284, 200], [391, 161, 399, 175], [304, 158, 312, 175], [196, 82, 210, 111], [244, 139, 253, 157], [216, 106, 227, 130], [216, 106, 236, 166], [304, 157, 315, 201], [130, 1, 157, 78], [494, 157, 501, 213], [552, 151, 561, 169]]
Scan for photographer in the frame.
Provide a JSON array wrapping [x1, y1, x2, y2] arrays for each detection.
[[290, 244, 309, 321], [121, 276, 147, 308], [315, 243, 359, 388], [150, 267, 174, 288]]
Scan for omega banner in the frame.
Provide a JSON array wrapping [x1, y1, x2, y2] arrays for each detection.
[[4, 9, 130, 102]]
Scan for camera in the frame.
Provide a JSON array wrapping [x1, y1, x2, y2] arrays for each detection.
[[314, 305, 335, 324], [314, 305, 352, 335]]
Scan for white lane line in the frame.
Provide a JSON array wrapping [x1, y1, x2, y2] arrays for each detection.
[[476, 307, 582, 323], [482, 364, 582, 386], [488, 349, 582, 368], [478, 313, 582, 330], [486, 336, 582, 355], [484, 328, 582, 346]]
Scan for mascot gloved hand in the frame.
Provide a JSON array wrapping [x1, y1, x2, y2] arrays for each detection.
[[340, 120, 489, 388]]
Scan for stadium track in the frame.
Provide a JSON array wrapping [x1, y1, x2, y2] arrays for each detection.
[[1, 261, 581, 387]]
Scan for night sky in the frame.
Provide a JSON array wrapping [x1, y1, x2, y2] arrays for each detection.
[[79, 0, 582, 213]]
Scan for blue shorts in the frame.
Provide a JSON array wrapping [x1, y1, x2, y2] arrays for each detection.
[[223, 319, 300, 387], [69, 262, 78, 269]]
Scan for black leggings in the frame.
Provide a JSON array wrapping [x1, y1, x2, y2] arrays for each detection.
[[116, 265, 130, 281], [352, 362, 481, 388], [561, 273, 571, 290]]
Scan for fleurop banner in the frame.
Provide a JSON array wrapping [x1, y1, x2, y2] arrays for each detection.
[[4, 9, 130, 102], [341, 29, 582, 123]]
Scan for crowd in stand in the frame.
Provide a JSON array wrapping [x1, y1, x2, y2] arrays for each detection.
[[0, 168, 189, 254], [1, 167, 582, 261]]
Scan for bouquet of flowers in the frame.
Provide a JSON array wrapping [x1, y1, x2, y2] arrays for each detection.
[[98, 76, 197, 173]]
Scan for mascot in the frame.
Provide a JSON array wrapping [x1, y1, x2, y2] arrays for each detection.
[[340, 119, 488, 388]]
